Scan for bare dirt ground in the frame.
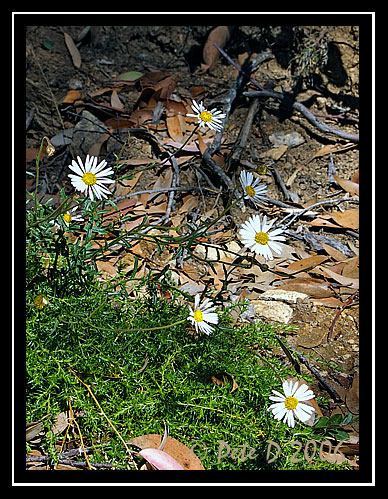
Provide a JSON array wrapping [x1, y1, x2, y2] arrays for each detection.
[[25, 25, 360, 450]]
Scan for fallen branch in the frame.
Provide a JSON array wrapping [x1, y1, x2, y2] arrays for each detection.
[[201, 47, 277, 191], [281, 196, 359, 230], [215, 42, 358, 143], [283, 342, 343, 402], [243, 90, 359, 143]]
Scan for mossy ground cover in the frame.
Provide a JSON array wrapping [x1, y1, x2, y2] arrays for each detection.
[[26, 271, 350, 471]]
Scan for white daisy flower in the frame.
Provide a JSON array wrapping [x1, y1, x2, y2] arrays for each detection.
[[239, 214, 286, 261], [186, 100, 226, 132], [268, 379, 316, 428], [239, 170, 268, 205], [68, 155, 115, 201], [61, 206, 84, 227], [187, 294, 219, 335]]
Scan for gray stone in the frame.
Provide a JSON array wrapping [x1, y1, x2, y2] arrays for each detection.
[[71, 110, 108, 157], [258, 289, 309, 304], [269, 131, 305, 148], [252, 300, 294, 324]]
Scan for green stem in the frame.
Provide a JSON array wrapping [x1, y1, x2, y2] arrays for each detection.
[[33, 137, 46, 217]]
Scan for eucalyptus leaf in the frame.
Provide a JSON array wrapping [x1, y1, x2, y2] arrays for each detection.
[[42, 39, 55, 50], [118, 71, 144, 81]]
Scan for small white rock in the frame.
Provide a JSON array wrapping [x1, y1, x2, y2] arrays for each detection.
[[258, 289, 309, 304], [269, 131, 305, 148], [253, 300, 294, 324]]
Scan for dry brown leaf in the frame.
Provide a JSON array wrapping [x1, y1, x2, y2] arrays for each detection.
[[166, 114, 184, 142], [62, 90, 82, 104], [88, 132, 110, 158], [96, 260, 118, 277], [319, 241, 348, 261], [51, 411, 70, 435], [330, 209, 359, 230], [207, 265, 224, 292], [112, 172, 143, 199], [63, 32, 81, 68], [178, 195, 199, 214], [315, 265, 359, 289], [147, 169, 172, 203], [197, 132, 208, 155], [89, 87, 114, 98], [201, 26, 230, 72], [118, 158, 154, 166], [209, 372, 239, 393], [104, 117, 136, 129], [110, 90, 124, 110], [286, 255, 329, 273], [164, 100, 187, 115], [308, 216, 344, 229], [26, 420, 45, 442], [341, 257, 359, 279], [128, 434, 205, 470], [121, 218, 146, 232], [265, 145, 288, 161], [345, 374, 359, 415], [278, 277, 334, 298], [180, 262, 202, 281], [129, 109, 154, 126], [162, 139, 201, 153], [351, 169, 359, 184], [310, 142, 355, 160], [191, 86, 205, 98], [333, 175, 359, 197], [26, 147, 47, 162], [311, 296, 344, 308], [155, 75, 178, 100]]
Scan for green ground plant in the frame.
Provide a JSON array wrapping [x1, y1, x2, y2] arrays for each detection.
[[25, 137, 353, 472]]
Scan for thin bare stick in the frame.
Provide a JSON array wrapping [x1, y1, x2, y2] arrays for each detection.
[[214, 42, 359, 143], [281, 196, 359, 229], [244, 90, 359, 143], [70, 369, 138, 469]]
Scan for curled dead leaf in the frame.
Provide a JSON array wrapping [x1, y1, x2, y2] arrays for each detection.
[[110, 90, 124, 110], [63, 32, 81, 68], [62, 90, 82, 104], [286, 255, 329, 273], [128, 434, 205, 469], [333, 175, 359, 197], [166, 114, 185, 142], [201, 26, 230, 72], [137, 448, 184, 470], [330, 209, 359, 230], [278, 277, 334, 298], [209, 372, 239, 393]]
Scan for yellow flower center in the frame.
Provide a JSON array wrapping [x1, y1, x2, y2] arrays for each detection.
[[284, 396, 299, 411], [194, 309, 204, 322], [245, 185, 256, 197], [82, 171, 97, 186], [255, 231, 269, 245], [199, 110, 213, 123], [34, 295, 48, 310], [63, 213, 72, 223]]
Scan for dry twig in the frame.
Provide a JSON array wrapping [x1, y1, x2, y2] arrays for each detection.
[[244, 90, 359, 143]]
